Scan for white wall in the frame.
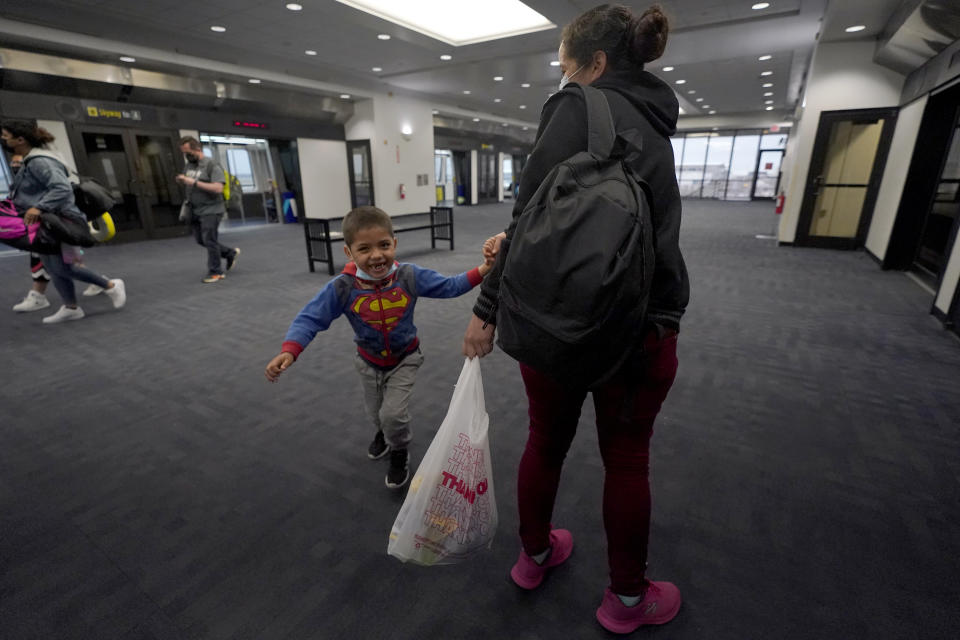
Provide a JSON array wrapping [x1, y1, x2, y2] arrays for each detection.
[[296, 138, 351, 219], [37, 120, 77, 173], [778, 40, 906, 243], [864, 95, 928, 261], [345, 93, 436, 215], [934, 240, 960, 314]]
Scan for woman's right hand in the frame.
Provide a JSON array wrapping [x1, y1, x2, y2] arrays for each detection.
[[265, 352, 294, 382], [23, 207, 41, 225], [463, 314, 496, 359]]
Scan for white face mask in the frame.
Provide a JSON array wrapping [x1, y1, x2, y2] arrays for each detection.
[[558, 65, 584, 91]]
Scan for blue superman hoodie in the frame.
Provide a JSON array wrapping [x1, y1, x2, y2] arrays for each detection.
[[282, 261, 483, 368]]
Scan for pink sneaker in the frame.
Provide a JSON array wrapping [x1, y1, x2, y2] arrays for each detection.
[[509, 528, 573, 589], [596, 581, 681, 633]]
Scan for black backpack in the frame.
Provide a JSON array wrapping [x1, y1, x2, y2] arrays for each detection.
[[24, 153, 117, 221], [496, 84, 656, 390]]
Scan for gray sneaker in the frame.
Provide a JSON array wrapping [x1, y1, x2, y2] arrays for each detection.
[[368, 431, 389, 460]]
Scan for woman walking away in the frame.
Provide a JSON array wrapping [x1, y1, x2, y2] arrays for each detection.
[[463, 4, 689, 634], [2, 119, 125, 323]]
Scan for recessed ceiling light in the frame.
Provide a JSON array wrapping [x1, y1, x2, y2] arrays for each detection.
[[377, 34, 391, 40], [522, 126, 529, 131], [687, 90, 696, 94], [765, 100, 773, 104], [472, 117, 480, 122], [502, 123, 508, 127], [709, 110, 717, 114], [764, 92, 774, 96], [248, 78, 261, 84], [519, 105, 527, 109], [119, 56, 136, 63], [286, 3, 303, 10], [675, 79, 686, 84], [305, 50, 318, 56], [703, 104, 711, 108], [372, 66, 382, 72], [758, 54, 772, 61], [493, 76, 503, 81], [440, 54, 452, 61], [845, 25, 866, 33], [550, 60, 560, 66], [432, 109, 439, 115], [340, 94, 351, 99], [752, 2, 770, 9], [695, 98, 704, 102], [494, 98, 502, 102], [210, 25, 226, 32], [760, 71, 773, 76], [521, 83, 530, 88], [463, 90, 471, 94], [662, 66, 674, 72], [763, 82, 773, 88], [765, 106, 774, 111]]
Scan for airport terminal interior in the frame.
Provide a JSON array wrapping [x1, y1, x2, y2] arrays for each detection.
[[1, 0, 959, 638]]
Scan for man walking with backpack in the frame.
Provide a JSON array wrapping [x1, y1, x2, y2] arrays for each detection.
[[177, 136, 239, 284]]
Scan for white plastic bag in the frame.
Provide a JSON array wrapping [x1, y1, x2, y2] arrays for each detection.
[[388, 357, 497, 565]]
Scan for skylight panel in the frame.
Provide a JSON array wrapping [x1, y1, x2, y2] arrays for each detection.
[[336, 0, 555, 46]]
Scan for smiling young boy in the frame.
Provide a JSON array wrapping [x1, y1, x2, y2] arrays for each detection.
[[265, 206, 491, 489]]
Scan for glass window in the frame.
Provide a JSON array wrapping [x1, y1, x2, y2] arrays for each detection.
[[703, 134, 733, 199], [670, 136, 685, 183], [678, 134, 708, 197], [0, 156, 12, 199], [226, 148, 255, 191], [760, 131, 788, 149], [725, 134, 760, 201]]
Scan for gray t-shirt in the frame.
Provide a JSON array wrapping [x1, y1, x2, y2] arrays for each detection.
[[184, 156, 226, 216]]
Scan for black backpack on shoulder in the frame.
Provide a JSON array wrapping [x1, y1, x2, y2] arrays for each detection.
[[496, 84, 656, 390], [24, 153, 117, 221]]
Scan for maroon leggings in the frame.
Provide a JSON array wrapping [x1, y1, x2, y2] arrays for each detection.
[[517, 330, 679, 596]]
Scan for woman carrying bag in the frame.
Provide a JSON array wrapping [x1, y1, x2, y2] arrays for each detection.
[[2, 119, 126, 323], [462, 4, 689, 634]]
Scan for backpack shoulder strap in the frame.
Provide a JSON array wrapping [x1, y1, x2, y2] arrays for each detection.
[[571, 84, 616, 160]]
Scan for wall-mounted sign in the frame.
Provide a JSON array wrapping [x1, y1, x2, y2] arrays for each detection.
[[480, 143, 494, 150], [80, 100, 157, 125], [85, 105, 142, 121], [232, 120, 269, 130]]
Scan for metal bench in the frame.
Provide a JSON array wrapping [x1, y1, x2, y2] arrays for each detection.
[[303, 206, 454, 275]]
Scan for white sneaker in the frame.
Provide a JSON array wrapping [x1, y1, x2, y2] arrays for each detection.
[[42, 305, 85, 324], [104, 278, 126, 309], [12, 290, 51, 312], [82, 278, 108, 297]]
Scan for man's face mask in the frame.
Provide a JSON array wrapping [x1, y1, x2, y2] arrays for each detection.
[[558, 65, 583, 91]]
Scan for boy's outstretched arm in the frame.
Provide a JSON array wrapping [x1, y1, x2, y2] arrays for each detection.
[[265, 352, 295, 382]]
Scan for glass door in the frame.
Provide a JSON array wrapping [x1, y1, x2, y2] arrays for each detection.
[[477, 151, 498, 203], [912, 114, 960, 287], [796, 109, 897, 249], [753, 150, 783, 198], [346, 139, 374, 208], [70, 125, 185, 241], [75, 128, 146, 240], [132, 132, 183, 238]]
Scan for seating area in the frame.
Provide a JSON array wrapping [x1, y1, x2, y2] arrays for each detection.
[[303, 206, 454, 275]]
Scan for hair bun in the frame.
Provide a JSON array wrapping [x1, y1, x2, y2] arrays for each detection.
[[631, 4, 669, 64]]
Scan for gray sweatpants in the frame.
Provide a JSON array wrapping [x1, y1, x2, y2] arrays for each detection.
[[353, 349, 424, 449]]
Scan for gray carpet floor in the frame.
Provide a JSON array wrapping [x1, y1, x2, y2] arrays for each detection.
[[1, 201, 958, 640]]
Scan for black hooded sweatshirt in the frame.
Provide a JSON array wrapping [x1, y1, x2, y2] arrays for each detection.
[[473, 69, 690, 331]]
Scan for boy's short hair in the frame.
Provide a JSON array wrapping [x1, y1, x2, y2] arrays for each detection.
[[343, 206, 394, 245]]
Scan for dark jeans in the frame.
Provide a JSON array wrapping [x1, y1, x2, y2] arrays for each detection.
[[192, 215, 234, 275], [517, 329, 679, 596], [40, 252, 110, 307]]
